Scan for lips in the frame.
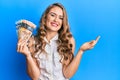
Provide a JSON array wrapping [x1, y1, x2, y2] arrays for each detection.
[[50, 22, 58, 27]]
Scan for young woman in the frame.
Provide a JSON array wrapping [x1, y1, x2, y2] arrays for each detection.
[[17, 3, 100, 80]]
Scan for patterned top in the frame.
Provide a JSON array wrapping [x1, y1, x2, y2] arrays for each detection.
[[34, 34, 69, 80]]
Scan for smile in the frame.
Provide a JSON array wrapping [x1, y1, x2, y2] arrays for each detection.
[[51, 22, 58, 27]]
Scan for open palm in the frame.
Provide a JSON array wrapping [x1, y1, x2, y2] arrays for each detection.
[[80, 36, 100, 51]]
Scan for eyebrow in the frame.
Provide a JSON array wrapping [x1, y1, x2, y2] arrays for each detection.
[[49, 12, 63, 17]]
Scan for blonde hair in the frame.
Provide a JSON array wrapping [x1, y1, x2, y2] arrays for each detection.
[[35, 3, 74, 65]]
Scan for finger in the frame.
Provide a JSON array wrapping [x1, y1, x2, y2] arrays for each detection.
[[89, 40, 96, 44], [18, 38, 22, 43], [19, 45, 23, 52], [17, 44, 23, 53], [18, 41, 27, 52], [90, 46, 94, 49], [18, 39, 26, 46], [18, 38, 28, 44], [95, 36, 100, 43], [19, 43, 27, 53], [17, 44, 20, 52], [17, 40, 24, 52]]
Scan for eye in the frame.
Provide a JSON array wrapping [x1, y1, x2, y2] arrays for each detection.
[[50, 13, 55, 17], [59, 17, 63, 20]]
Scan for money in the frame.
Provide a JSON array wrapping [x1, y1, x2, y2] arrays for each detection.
[[16, 19, 36, 43]]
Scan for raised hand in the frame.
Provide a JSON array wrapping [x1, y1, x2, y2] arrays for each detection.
[[80, 36, 100, 51], [16, 19, 36, 57]]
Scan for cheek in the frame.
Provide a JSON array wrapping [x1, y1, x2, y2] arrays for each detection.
[[60, 21, 63, 26], [46, 17, 54, 25], [46, 18, 51, 25], [58, 22, 62, 30], [47, 15, 54, 21]]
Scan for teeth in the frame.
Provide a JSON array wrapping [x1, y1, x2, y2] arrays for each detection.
[[51, 23, 57, 27]]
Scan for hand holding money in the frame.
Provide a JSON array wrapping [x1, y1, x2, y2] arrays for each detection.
[[16, 19, 36, 56]]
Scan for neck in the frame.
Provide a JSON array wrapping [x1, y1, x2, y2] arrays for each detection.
[[46, 31, 58, 42]]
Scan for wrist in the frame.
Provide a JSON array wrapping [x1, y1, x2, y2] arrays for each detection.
[[79, 49, 84, 55], [26, 55, 32, 61], [25, 53, 31, 58], [80, 47, 84, 52]]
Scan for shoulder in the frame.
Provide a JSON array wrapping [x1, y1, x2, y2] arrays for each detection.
[[70, 36, 75, 45]]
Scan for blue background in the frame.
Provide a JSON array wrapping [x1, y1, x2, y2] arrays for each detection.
[[0, 0, 120, 80]]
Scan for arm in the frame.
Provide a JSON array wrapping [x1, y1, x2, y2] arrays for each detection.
[[17, 37, 40, 80], [63, 49, 83, 78], [63, 36, 100, 78], [26, 54, 40, 80]]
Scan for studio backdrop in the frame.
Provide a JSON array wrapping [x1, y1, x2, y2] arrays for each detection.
[[0, 0, 120, 80]]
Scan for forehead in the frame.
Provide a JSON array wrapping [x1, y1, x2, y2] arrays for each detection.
[[49, 6, 63, 16]]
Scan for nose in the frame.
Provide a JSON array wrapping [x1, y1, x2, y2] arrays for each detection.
[[54, 16, 59, 22]]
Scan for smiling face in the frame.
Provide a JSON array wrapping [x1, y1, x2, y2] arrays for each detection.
[[45, 6, 63, 33]]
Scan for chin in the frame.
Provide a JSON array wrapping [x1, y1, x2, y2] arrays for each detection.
[[50, 27, 61, 32], [51, 29, 59, 32]]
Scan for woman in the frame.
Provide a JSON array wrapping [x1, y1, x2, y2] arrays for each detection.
[[17, 3, 100, 80]]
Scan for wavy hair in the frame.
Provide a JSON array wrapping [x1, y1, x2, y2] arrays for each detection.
[[34, 3, 74, 65]]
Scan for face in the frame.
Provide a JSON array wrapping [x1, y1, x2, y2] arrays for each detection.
[[45, 6, 63, 32]]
